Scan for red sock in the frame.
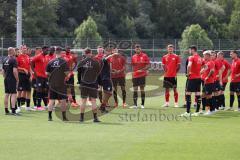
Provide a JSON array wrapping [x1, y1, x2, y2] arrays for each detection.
[[165, 89, 170, 102], [174, 89, 178, 103]]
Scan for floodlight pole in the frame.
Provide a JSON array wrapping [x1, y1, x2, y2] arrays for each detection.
[[16, 0, 22, 48]]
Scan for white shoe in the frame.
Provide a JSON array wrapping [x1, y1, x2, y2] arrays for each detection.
[[44, 106, 48, 110], [16, 107, 21, 113], [162, 103, 169, 107], [141, 105, 145, 109], [180, 112, 191, 117], [199, 110, 205, 114], [225, 107, 233, 111], [129, 106, 138, 109], [26, 107, 36, 111], [234, 108, 240, 112], [219, 107, 225, 110], [204, 111, 213, 116], [192, 112, 200, 117], [174, 103, 179, 108], [214, 109, 219, 112]]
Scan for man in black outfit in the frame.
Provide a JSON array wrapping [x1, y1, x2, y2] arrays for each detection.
[[46, 47, 69, 121], [3, 47, 19, 115], [78, 48, 103, 122]]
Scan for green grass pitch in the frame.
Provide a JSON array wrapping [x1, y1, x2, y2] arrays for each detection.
[[0, 75, 240, 160]]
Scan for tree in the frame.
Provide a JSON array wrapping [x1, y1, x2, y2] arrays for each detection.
[[74, 16, 102, 47], [23, 0, 59, 37], [228, 1, 240, 39], [0, 0, 16, 38], [179, 24, 213, 55]]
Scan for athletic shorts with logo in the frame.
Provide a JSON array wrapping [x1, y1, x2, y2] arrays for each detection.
[[18, 73, 31, 91]]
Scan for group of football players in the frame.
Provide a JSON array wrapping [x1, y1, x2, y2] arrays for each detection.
[[2, 43, 240, 122], [2, 44, 150, 122], [161, 45, 240, 117]]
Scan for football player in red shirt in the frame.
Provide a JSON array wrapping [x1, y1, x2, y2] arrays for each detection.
[[61, 46, 79, 108], [228, 50, 240, 111], [31, 46, 49, 111], [130, 44, 150, 109], [162, 44, 181, 108], [217, 51, 231, 110], [46, 47, 57, 63], [182, 46, 203, 117], [201, 50, 215, 115], [16, 45, 33, 112], [109, 48, 127, 108], [31, 47, 42, 108], [211, 51, 225, 111]]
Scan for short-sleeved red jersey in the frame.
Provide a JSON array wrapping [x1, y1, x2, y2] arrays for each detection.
[[109, 54, 126, 78], [61, 52, 77, 76], [221, 59, 231, 83], [95, 53, 104, 61], [17, 54, 31, 72], [31, 53, 48, 78], [202, 60, 215, 84], [162, 53, 181, 78], [231, 58, 240, 83], [213, 59, 223, 81], [46, 54, 56, 64], [188, 54, 203, 79], [131, 52, 150, 78]]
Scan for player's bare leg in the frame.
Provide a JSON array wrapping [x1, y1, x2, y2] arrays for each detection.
[[48, 100, 55, 121], [91, 99, 100, 122], [80, 98, 87, 122], [4, 94, 10, 115], [100, 91, 112, 113], [173, 87, 179, 107], [162, 88, 170, 107], [60, 99, 68, 121], [121, 85, 127, 108]]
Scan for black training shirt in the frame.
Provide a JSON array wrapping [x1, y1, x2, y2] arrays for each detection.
[[3, 56, 18, 80]]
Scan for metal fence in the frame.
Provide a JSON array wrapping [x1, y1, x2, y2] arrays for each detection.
[[1, 38, 240, 58]]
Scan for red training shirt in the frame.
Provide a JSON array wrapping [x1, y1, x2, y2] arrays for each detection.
[[221, 59, 231, 83], [31, 53, 48, 78], [202, 60, 215, 84], [188, 53, 203, 79], [109, 54, 126, 78], [162, 53, 181, 78], [231, 58, 240, 83], [131, 52, 150, 78], [17, 54, 31, 73]]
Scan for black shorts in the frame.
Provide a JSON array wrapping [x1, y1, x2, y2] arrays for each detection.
[[18, 73, 31, 91], [112, 77, 126, 87], [102, 80, 113, 92], [4, 78, 17, 94], [230, 82, 240, 92], [186, 78, 201, 92], [49, 90, 67, 100], [213, 81, 221, 92], [32, 78, 37, 89], [163, 77, 177, 88], [221, 83, 227, 91], [132, 77, 146, 87], [36, 77, 48, 90], [204, 83, 214, 95], [80, 85, 98, 99]]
